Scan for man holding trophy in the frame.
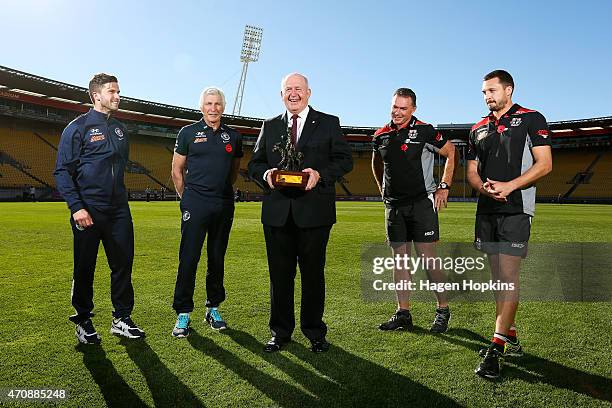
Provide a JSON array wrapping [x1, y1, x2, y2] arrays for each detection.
[[248, 73, 353, 353]]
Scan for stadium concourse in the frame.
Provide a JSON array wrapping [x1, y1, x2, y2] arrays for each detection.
[[1, 64, 611, 203]]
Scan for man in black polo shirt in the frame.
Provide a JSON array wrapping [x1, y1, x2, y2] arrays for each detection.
[[170, 86, 243, 337], [372, 88, 457, 333], [467, 70, 552, 379]]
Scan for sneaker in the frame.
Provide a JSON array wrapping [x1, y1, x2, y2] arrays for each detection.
[[475, 347, 504, 379], [205, 308, 227, 330], [172, 313, 191, 338], [478, 339, 523, 357], [430, 307, 451, 333], [76, 319, 101, 344], [110, 316, 146, 339], [504, 339, 523, 357], [379, 310, 413, 331]]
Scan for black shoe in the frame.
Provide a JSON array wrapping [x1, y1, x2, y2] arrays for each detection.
[[110, 316, 146, 339], [475, 347, 504, 379], [430, 307, 451, 333], [478, 339, 523, 357], [379, 310, 413, 331], [76, 319, 101, 345], [263, 337, 289, 353], [310, 338, 330, 353]]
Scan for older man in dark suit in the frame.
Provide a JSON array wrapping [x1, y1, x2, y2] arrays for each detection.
[[248, 72, 353, 353]]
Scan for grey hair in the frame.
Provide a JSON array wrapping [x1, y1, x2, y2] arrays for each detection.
[[280, 73, 309, 92], [199, 86, 226, 109]]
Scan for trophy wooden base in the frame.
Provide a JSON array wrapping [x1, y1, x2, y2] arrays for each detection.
[[272, 170, 309, 189]]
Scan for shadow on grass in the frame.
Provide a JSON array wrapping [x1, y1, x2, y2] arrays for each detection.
[[121, 338, 205, 407], [443, 328, 612, 402], [75, 344, 147, 408], [187, 329, 320, 407], [223, 328, 462, 407]]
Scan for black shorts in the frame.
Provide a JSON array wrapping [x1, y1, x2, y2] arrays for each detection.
[[385, 195, 439, 246], [474, 213, 532, 258]]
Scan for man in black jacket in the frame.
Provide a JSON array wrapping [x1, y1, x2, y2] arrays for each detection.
[[248, 73, 353, 353], [54, 73, 145, 344]]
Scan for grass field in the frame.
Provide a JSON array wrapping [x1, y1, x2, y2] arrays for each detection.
[[0, 201, 611, 407]]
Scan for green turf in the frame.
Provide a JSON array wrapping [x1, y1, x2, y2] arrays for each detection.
[[0, 202, 610, 407]]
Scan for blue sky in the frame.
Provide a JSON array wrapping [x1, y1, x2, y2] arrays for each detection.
[[3, 0, 611, 127]]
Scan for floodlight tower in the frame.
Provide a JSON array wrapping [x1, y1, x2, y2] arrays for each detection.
[[232, 25, 263, 116]]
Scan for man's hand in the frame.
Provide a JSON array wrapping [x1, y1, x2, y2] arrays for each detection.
[[73, 209, 93, 229], [434, 188, 449, 210], [303, 168, 320, 191], [266, 168, 278, 189], [486, 178, 517, 201]]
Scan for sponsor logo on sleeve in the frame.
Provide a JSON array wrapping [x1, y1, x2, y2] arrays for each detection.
[[476, 128, 488, 141], [537, 129, 549, 138], [182, 211, 191, 222]]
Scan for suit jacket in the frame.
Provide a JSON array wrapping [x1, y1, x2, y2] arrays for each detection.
[[248, 107, 353, 228]]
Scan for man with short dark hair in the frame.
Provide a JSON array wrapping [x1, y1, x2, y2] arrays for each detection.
[[170, 86, 242, 337], [467, 70, 552, 379], [372, 88, 457, 333], [54, 73, 145, 344]]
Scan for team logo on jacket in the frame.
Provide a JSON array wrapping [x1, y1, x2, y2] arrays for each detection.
[[408, 129, 418, 139], [114, 127, 124, 140], [182, 210, 191, 222], [221, 132, 230, 143], [510, 118, 522, 127]]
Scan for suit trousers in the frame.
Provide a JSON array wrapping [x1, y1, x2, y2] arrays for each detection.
[[69, 204, 134, 323], [173, 196, 234, 313], [263, 212, 331, 341]]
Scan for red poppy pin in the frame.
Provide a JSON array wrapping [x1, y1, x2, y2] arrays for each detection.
[[401, 143, 408, 151], [225, 144, 233, 153], [497, 125, 506, 133]]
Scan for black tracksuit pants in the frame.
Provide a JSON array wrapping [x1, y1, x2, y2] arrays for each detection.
[[263, 213, 331, 341], [173, 196, 234, 314], [69, 204, 134, 323]]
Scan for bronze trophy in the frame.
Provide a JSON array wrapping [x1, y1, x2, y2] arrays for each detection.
[[271, 126, 309, 189]]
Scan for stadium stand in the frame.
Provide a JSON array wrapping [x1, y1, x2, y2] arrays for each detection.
[[1, 65, 611, 203]]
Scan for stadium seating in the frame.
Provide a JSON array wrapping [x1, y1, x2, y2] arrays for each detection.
[[1, 119, 610, 201]]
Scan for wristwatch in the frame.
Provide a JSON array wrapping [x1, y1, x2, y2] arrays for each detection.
[[438, 182, 450, 190]]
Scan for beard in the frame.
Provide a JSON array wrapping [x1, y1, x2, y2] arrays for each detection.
[[488, 98, 508, 112]]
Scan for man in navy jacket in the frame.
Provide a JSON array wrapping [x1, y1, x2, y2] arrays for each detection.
[[54, 73, 145, 344]]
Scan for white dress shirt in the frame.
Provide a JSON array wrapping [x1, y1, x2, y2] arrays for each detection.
[[286, 105, 310, 143]]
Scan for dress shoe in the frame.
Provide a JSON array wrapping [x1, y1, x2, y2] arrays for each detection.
[[263, 337, 289, 353], [310, 338, 330, 353]]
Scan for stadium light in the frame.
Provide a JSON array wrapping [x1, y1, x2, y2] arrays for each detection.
[[232, 25, 263, 116]]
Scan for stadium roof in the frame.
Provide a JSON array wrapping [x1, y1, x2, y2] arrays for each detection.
[[1, 65, 611, 140]]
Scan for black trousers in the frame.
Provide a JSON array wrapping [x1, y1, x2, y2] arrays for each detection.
[[263, 213, 331, 341], [173, 197, 234, 314], [69, 204, 134, 323]]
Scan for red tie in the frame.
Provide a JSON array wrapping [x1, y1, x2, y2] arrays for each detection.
[[291, 114, 298, 145]]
